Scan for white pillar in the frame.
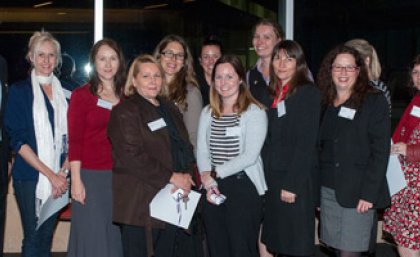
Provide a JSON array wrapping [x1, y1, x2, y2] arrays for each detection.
[[278, 0, 294, 40], [94, 0, 103, 43]]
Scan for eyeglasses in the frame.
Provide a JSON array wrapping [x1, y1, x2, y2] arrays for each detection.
[[331, 64, 359, 73], [161, 51, 185, 61], [412, 70, 420, 76]]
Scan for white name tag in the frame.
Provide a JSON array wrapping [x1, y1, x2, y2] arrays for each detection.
[[338, 106, 356, 120], [277, 101, 286, 118], [148, 118, 167, 132], [225, 126, 241, 137], [97, 99, 113, 110], [410, 105, 420, 118], [63, 89, 72, 100]]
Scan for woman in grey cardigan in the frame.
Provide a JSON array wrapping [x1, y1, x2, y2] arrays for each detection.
[[197, 55, 267, 257]]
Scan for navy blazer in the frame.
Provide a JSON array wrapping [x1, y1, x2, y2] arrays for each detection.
[[319, 91, 391, 208]]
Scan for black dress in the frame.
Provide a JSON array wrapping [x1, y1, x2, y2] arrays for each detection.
[[261, 84, 321, 256]]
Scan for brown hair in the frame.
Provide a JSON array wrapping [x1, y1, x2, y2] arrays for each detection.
[[268, 40, 312, 99], [209, 55, 264, 118], [88, 38, 126, 97], [153, 34, 198, 111], [252, 18, 285, 41], [317, 45, 372, 109], [124, 54, 165, 97]]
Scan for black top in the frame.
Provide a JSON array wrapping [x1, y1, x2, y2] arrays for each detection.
[[247, 66, 272, 108], [197, 73, 210, 107], [318, 92, 391, 208]]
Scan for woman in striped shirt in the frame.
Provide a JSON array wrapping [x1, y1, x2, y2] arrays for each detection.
[[197, 55, 268, 257]]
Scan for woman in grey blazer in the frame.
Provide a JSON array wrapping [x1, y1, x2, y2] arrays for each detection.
[[317, 45, 390, 257]]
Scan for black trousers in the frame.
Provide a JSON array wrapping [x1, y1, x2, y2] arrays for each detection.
[[202, 173, 262, 257], [121, 223, 181, 257]]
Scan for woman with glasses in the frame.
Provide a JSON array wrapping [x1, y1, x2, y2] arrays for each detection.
[[345, 39, 391, 114], [261, 40, 320, 257], [317, 45, 390, 257], [383, 55, 420, 257], [154, 35, 202, 153]]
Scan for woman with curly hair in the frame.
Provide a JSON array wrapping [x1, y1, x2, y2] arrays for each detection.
[[317, 45, 390, 257]]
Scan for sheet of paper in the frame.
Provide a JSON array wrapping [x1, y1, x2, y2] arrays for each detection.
[[36, 190, 69, 230], [150, 184, 201, 229], [387, 140, 407, 196]]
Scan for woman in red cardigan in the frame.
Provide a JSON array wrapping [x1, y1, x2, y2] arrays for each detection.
[[66, 38, 126, 257], [383, 55, 420, 257]]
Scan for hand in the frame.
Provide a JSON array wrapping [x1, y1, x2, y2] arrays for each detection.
[[356, 199, 373, 213], [201, 171, 217, 190], [49, 173, 67, 198], [391, 142, 407, 156], [170, 172, 194, 194], [206, 186, 220, 205], [71, 178, 86, 204], [280, 189, 296, 203]]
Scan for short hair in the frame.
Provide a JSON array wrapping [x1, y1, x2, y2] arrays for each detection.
[[268, 40, 311, 98], [88, 38, 126, 97], [209, 55, 264, 118], [26, 31, 62, 69], [124, 54, 165, 97], [153, 34, 197, 110], [201, 35, 223, 55], [409, 54, 420, 88], [60, 53, 76, 77], [345, 39, 382, 81], [252, 18, 285, 41], [317, 45, 372, 109]]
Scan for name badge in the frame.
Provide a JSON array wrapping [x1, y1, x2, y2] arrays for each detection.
[[225, 126, 241, 137], [63, 89, 72, 100], [97, 99, 113, 110], [277, 101, 286, 118], [410, 105, 420, 118], [148, 118, 167, 132], [338, 106, 356, 120]]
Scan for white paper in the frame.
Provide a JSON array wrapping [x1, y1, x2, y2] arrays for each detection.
[[150, 184, 201, 229], [277, 101, 286, 118], [387, 141, 407, 196], [410, 105, 420, 118], [338, 106, 356, 120], [147, 118, 167, 132], [36, 190, 69, 229]]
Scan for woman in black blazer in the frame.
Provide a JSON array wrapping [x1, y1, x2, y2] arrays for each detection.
[[317, 45, 390, 257], [261, 40, 321, 257]]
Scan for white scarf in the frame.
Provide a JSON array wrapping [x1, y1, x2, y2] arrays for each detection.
[[31, 69, 68, 216]]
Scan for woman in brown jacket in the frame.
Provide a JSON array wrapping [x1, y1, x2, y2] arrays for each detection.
[[107, 54, 195, 257]]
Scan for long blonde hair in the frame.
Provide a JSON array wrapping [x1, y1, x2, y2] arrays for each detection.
[[345, 39, 381, 81]]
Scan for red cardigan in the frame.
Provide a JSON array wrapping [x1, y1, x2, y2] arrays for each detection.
[[68, 84, 114, 170], [393, 93, 420, 163]]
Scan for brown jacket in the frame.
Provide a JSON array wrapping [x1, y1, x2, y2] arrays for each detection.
[[107, 93, 191, 228]]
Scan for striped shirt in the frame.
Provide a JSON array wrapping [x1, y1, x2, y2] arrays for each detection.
[[210, 114, 241, 166]]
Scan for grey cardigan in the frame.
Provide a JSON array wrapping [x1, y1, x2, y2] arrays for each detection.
[[197, 103, 268, 195]]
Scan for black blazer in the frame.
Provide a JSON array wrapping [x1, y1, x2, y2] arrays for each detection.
[[263, 84, 321, 196], [319, 91, 391, 208]]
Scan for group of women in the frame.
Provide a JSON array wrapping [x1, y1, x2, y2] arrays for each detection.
[[3, 18, 420, 257]]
